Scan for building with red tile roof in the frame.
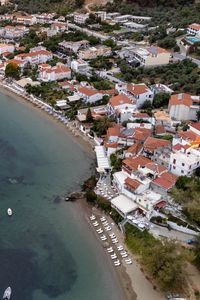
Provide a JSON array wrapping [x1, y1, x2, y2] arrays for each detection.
[[188, 23, 200, 35], [78, 87, 104, 103], [168, 93, 200, 121], [144, 137, 171, 155], [151, 171, 178, 193], [189, 122, 200, 136], [127, 83, 153, 108], [125, 143, 143, 158], [38, 63, 71, 82]]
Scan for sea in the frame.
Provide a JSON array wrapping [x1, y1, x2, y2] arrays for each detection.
[[0, 92, 125, 300]]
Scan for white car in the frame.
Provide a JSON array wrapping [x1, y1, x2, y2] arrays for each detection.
[[117, 245, 123, 251], [112, 239, 118, 244], [105, 226, 111, 231], [107, 248, 114, 253], [93, 222, 99, 227]]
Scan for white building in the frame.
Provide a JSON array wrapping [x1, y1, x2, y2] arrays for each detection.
[[129, 46, 170, 67], [78, 87, 103, 103], [0, 43, 14, 54], [74, 13, 89, 24], [108, 94, 136, 122], [168, 93, 200, 121], [78, 46, 112, 60], [127, 83, 154, 108], [187, 23, 200, 36], [71, 59, 89, 73], [15, 49, 53, 65], [15, 15, 37, 25], [169, 148, 200, 176], [38, 63, 71, 82]]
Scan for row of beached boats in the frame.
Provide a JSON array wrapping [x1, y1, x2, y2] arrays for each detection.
[[90, 214, 133, 267]]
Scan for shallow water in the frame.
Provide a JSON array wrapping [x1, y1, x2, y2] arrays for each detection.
[[0, 93, 124, 300]]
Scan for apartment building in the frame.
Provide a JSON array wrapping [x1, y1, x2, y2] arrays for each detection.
[[15, 49, 53, 65], [127, 83, 154, 108], [187, 23, 200, 36], [0, 43, 15, 55], [15, 15, 37, 25], [78, 46, 112, 60], [71, 59, 89, 73], [169, 147, 200, 176], [168, 93, 200, 121], [74, 13, 89, 24], [0, 25, 29, 39], [129, 46, 170, 67], [38, 63, 71, 82]]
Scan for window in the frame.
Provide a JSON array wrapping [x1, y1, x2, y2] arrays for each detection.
[[173, 159, 176, 164], [181, 170, 184, 174], [182, 163, 185, 166], [173, 166, 176, 169], [189, 165, 191, 169]]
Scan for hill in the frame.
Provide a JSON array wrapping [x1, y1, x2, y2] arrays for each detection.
[[13, 0, 84, 13]]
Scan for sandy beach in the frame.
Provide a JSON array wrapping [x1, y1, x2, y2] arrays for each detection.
[[75, 196, 166, 300], [0, 79, 166, 300]]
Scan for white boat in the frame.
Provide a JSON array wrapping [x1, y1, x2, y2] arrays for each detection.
[[7, 208, 12, 217], [3, 287, 11, 299]]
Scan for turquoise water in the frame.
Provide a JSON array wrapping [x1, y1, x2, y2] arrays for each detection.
[[0, 93, 124, 300], [186, 36, 200, 43]]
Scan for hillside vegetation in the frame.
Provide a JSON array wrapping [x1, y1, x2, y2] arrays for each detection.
[[13, 0, 84, 13]]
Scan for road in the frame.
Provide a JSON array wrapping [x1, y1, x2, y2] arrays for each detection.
[[149, 223, 196, 242], [68, 22, 110, 41], [173, 52, 200, 67]]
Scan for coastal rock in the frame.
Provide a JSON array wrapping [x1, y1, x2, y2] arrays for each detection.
[[66, 192, 84, 202]]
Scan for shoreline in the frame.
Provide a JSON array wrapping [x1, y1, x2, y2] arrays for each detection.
[[0, 80, 165, 300], [74, 196, 166, 300]]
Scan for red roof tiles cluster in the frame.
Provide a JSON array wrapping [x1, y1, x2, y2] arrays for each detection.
[[144, 137, 171, 153], [152, 172, 178, 190]]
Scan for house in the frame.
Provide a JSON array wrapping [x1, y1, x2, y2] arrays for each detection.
[[150, 83, 174, 95], [78, 87, 103, 103], [35, 13, 56, 24], [125, 143, 143, 158], [127, 83, 153, 108], [187, 23, 200, 36], [108, 94, 136, 122], [168, 93, 200, 121], [15, 15, 37, 25], [78, 46, 112, 60], [143, 136, 171, 167], [0, 25, 29, 39], [189, 122, 200, 136], [76, 105, 107, 122], [169, 147, 200, 176], [71, 59, 89, 73], [95, 11, 107, 21], [129, 112, 152, 123], [154, 124, 166, 136], [15, 49, 53, 65], [74, 13, 89, 24], [38, 63, 71, 82], [0, 43, 14, 55], [129, 46, 170, 67], [151, 171, 177, 194], [59, 40, 89, 54], [111, 194, 138, 217]]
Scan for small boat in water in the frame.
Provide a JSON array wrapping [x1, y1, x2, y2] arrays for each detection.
[[7, 208, 12, 217], [3, 287, 11, 299]]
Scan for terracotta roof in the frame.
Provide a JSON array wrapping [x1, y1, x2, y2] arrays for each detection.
[[133, 112, 149, 118], [145, 162, 167, 175], [190, 122, 200, 132], [188, 23, 200, 30], [134, 128, 151, 142], [107, 124, 122, 137], [109, 94, 133, 107], [169, 93, 193, 108], [16, 50, 52, 59], [172, 143, 190, 151], [127, 83, 149, 95], [79, 87, 101, 97], [125, 177, 142, 190], [144, 137, 171, 153], [123, 155, 151, 171], [152, 172, 178, 190], [155, 125, 166, 135], [178, 130, 198, 141], [16, 15, 34, 20], [126, 143, 143, 156], [6, 59, 24, 66], [147, 46, 169, 54]]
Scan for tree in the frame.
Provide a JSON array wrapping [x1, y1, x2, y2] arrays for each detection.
[[5, 62, 20, 79], [141, 100, 152, 109], [194, 235, 200, 269], [144, 240, 185, 291], [153, 93, 170, 108], [86, 108, 94, 123]]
